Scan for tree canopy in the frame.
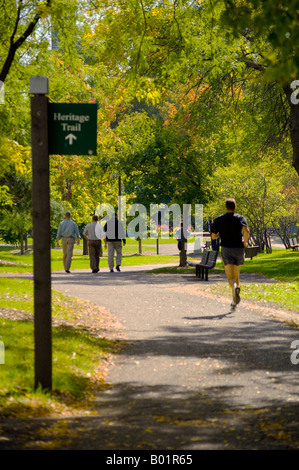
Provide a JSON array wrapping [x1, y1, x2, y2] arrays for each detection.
[[0, 0, 298, 244]]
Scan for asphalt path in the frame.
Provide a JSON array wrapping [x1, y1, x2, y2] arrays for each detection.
[[48, 265, 299, 450], [1, 263, 299, 452]]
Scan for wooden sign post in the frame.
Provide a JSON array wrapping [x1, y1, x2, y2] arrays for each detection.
[[30, 76, 52, 391]]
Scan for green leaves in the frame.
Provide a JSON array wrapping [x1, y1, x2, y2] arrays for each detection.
[[205, 152, 299, 246], [221, 0, 299, 81]]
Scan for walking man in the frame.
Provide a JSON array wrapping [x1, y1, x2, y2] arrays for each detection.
[[211, 198, 249, 311], [83, 215, 105, 273], [56, 211, 80, 273], [104, 212, 126, 272]]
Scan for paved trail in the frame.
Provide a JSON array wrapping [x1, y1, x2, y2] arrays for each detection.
[[1, 265, 299, 450]]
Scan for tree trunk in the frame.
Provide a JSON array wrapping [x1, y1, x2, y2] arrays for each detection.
[[244, 60, 299, 176], [20, 231, 24, 255], [283, 83, 299, 175], [0, 1, 51, 84], [179, 231, 187, 267]]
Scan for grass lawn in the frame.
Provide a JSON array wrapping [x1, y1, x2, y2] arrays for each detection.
[[0, 241, 178, 273], [214, 249, 299, 312], [152, 248, 299, 312], [0, 277, 121, 417], [212, 280, 299, 312], [0, 240, 175, 417], [238, 249, 298, 282]]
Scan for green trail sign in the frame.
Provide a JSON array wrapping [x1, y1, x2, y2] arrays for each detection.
[[48, 103, 97, 156]]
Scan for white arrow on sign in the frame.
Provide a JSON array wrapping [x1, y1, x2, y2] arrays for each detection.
[[65, 133, 77, 145]]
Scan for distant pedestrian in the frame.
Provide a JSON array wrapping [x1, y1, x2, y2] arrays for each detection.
[[83, 215, 105, 273], [209, 219, 219, 251], [174, 222, 191, 252], [104, 212, 126, 272], [211, 198, 249, 311], [56, 211, 80, 273]]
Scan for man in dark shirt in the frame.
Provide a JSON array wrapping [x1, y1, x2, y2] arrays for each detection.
[[211, 198, 249, 311], [104, 212, 126, 272]]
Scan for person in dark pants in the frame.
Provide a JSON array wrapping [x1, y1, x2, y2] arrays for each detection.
[[104, 212, 126, 272], [211, 198, 249, 311], [83, 215, 105, 273]]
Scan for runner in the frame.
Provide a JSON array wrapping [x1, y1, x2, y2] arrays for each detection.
[[211, 198, 250, 310]]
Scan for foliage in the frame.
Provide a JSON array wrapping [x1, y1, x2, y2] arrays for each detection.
[[1, 0, 299, 242], [204, 152, 299, 247], [0, 243, 177, 273], [0, 171, 32, 249], [221, 0, 299, 81], [213, 279, 299, 313]]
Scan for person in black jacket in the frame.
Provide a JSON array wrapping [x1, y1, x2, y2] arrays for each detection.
[[104, 212, 126, 272], [211, 198, 249, 311]]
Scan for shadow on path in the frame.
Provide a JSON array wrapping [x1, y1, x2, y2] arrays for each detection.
[[1, 317, 299, 450], [1, 266, 299, 450]]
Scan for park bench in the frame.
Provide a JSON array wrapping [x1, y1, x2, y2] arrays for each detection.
[[288, 238, 299, 251], [289, 237, 299, 251], [188, 250, 218, 281], [245, 245, 259, 259]]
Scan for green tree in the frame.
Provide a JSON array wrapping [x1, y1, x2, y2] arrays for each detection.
[[0, 0, 51, 84], [91, 0, 299, 175], [205, 153, 299, 250], [221, 0, 299, 174], [0, 172, 32, 253]]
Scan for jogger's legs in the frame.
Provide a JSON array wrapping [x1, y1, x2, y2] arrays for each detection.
[[224, 264, 241, 289], [224, 264, 241, 305]]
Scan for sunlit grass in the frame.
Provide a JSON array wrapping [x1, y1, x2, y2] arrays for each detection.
[[0, 316, 116, 416], [152, 248, 299, 312], [0, 243, 177, 273], [0, 277, 34, 312], [221, 249, 299, 311], [212, 280, 299, 312], [239, 249, 299, 282], [0, 277, 119, 417]]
